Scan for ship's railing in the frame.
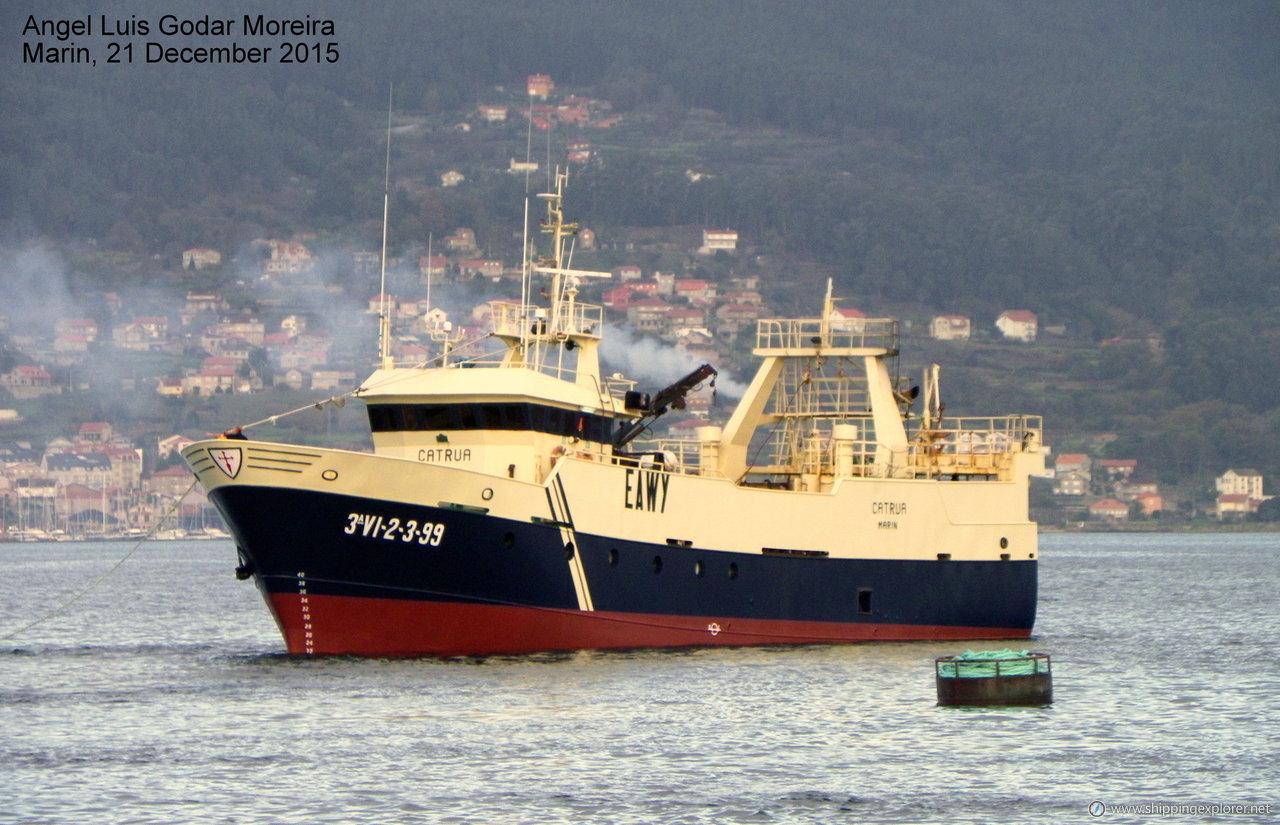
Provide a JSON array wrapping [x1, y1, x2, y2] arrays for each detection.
[[490, 300, 604, 339], [745, 414, 1043, 480], [755, 317, 899, 353], [613, 437, 705, 475], [610, 414, 1041, 482], [904, 414, 1043, 477]]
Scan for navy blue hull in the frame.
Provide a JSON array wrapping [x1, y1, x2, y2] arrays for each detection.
[[210, 485, 1036, 655]]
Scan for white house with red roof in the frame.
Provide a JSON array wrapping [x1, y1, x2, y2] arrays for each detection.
[[55, 318, 99, 342], [698, 229, 738, 254], [182, 367, 239, 396], [674, 279, 717, 305], [1, 365, 58, 398], [445, 228, 477, 252], [527, 74, 554, 98], [717, 303, 761, 323], [1089, 498, 1130, 520], [458, 260, 504, 279], [1213, 469, 1270, 519], [263, 240, 313, 277], [626, 298, 673, 333], [368, 294, 398, 315], [203, 321, 263, 347], [1215, 493, 1254, 520], [77, 422, 114, 443], [419, 254, 448, 282], [182, 248, 222, 269], [996, 310, 1038, 342], [602, 285, 635, 312], [147, 464, 199, 497], [828, 306, 866, 333], [722, 290, 763, 307], [1053, 470, 1089, 497], [1098, 459, 1138, 480], [665, 307, 708, 336], [1055, 453, 1091, 475], [930, 315, 971, 341], [53, 334, 89, 356], [155, 377, 183, 397], [1134, 491, 1164, 516]]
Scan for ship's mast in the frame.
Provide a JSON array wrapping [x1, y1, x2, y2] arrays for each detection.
[[376, 86, 394, 370], [489, 170, 610, 387]]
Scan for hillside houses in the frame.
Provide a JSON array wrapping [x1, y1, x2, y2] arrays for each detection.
[[0, 425, 220, 539], [1050, 452, 1167, 520], [0, 365, 58, 399], [262, 240, 313, 278], [113, 316, 173, 352], [1043, 450, 1278, 522]]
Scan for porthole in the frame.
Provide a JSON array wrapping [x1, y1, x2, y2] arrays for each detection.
[[999, 537, 1009, 549], [564, 542, 575, 560], [727, 562, 739, 580], [321, 469, 338, 481], [608, 548, 619, 566], [652, 555, 663, 574], [481, 487, 495, 501], [694, 560, 705, 577], [502, 532, 515, 549]]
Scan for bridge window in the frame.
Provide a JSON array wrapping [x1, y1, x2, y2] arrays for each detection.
[[368, 402, 612, 441]]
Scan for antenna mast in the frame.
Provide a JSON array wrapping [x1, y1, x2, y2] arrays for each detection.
[[377, 85, 394, 369]]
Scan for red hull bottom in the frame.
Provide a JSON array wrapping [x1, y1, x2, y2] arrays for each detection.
[[266, 593, 1031, 657]]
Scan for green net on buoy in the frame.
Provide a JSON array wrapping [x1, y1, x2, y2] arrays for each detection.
[[937, 649, 1049, 678]]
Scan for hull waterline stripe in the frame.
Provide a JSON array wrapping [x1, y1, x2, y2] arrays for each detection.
[[266, 591, 1031, 656], [257, 575, 1025, 646]]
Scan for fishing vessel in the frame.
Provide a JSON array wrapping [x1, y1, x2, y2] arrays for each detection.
[[183, 173, 1046, 657]]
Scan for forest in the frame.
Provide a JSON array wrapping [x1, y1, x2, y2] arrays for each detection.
[[2, 0, 1278, 484]]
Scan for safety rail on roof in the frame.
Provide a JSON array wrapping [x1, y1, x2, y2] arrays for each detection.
[[490, 300, 605, 340], [755, 317, 899, 355]]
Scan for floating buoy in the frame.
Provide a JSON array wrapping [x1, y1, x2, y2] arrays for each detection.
[[935, 650, 1052, 706]]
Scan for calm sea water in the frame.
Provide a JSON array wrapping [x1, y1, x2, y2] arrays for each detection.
[[2, 533, 1277, 825]]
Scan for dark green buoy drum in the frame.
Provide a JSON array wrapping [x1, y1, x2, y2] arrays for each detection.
[[935, 651, 1053, 706]]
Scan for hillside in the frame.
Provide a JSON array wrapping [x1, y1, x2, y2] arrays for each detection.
[[2, 0, 1278, 488]]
